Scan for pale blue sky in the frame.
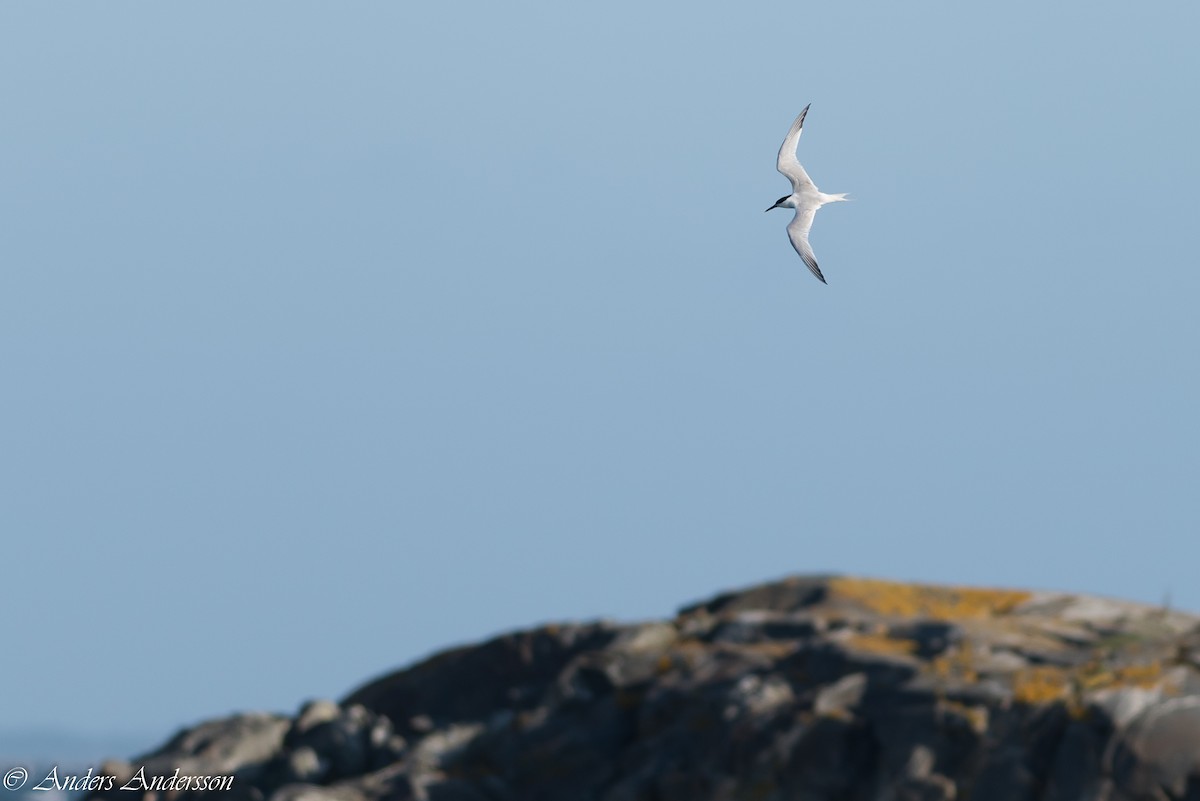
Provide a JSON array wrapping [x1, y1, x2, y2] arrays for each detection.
[[2, 2, 1198, 749]]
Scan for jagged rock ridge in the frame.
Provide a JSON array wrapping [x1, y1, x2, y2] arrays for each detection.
[[90, 575, 1200, 801]]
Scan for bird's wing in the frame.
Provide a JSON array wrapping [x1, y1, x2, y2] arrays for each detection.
[[776, 104, 815, 194], [786, 205, 826, 284]]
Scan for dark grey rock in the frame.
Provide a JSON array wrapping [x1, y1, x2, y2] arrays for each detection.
[[286, 747, 328, 785], [319, 721, 370, 779], [780, 714, 875, 799], [813, 672, 867, 716], [344, 624, 620, 738], [1109, 696, 1200, 800], [82, 576, 1200, 801], [148, 712, 290, 771], [1044, 722, 1107, 801], [889, 621, 962, 660], [969, 749, 1037, 801], [791, 640, 920, 688], [89, 711, 290, 799], [706, 611, 822, 645], [269, 784, 373, 801], [894, 774, 957, 801], [290, 702, 342, 743], [679, 575, 833, 616], [422, 780, 492, 801], [367, 717, 406, 771]]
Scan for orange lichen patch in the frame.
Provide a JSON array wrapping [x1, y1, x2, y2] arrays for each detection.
[[739, 640, 803, 659], [828, 577, 1032, 620], [1114, 662, 1167, 687], [843, 633, 918, 656], [1079, 660, 1167, 691], [929, 648, 979, 684], [938, 699, 989, 734], [1078, 668, 1113, 691], [817, 706, 855, 722], [1012, 666, 1073, 705], [1008, 659, 1175, 709], [667, 638, 713, 658]]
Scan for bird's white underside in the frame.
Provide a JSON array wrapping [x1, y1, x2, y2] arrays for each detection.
[[773, 105, 845, 284]]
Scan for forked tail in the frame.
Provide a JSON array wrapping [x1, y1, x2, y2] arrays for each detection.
[[820, 192, 850, 204]]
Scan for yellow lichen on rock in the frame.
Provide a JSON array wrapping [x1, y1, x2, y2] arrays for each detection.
[[828, 577, 1032, 620], [1113, 662, 1167, 688], [929, 647, 979, 683], [1078, 661, 1166, 692], [1012, 666, 1073, 705], [843, 633, 918, 656], [938, 699, 989, 734]]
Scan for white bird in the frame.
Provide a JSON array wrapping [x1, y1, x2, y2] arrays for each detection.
[[766, 104, 848, 284]]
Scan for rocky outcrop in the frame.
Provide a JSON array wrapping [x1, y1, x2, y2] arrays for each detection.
[[89, 575, 1200, 801]]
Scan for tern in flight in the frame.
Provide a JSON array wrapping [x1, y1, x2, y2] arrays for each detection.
[[765, 104, 848, 284]]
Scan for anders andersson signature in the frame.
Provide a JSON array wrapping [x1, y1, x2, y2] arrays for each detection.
[[27, 766, 235, 793]]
